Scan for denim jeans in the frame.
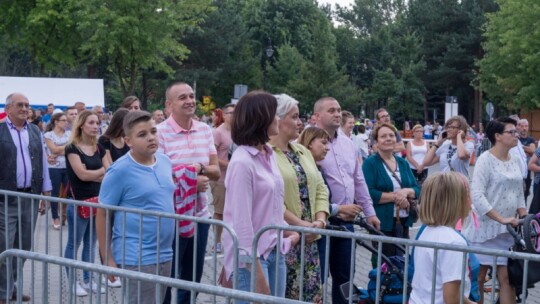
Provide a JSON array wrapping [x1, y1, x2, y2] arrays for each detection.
[[234, 248, 287, 304], [49, 168, 68, 220], [64, 205, 97, 283], [317, 236, 328, 284], [162, 222, 210, 304], [328, 221, 355, 304]]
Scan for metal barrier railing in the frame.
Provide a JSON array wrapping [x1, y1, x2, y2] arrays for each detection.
[[0, 190, 239, 304], [0, 249, 306, 304], [4, 189, 540, 304], [253, 224, 540, 304]]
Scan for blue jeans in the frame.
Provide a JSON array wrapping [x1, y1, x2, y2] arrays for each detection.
[[328, 222, 355, 304], [234, 248, 287, 304], [49, 168, 68, 220], [163, 222, 210, 304], [317, 236, 328, 284], [64, 205, 97, 283]]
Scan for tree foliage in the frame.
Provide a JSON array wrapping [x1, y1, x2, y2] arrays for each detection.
[[478, 0, 540, 110]]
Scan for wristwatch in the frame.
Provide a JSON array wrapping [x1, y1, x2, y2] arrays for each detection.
[[198, 163, 206, 175]]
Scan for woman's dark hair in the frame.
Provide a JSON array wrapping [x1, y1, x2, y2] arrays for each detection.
[[45, 112, 66, 132], [231, 91, 277, 146], [485, 117, 517, 145], [121, 96, 140, 109], [103, 108, 129, 139]]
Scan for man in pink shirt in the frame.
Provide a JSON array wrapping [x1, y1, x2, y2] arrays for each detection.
[[211, 103, 234, 253], [157, 81, 220, 304], [314, 97, 381, 304]]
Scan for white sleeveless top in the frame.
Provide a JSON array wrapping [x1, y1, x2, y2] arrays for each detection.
[[408, 141, 428, 169]]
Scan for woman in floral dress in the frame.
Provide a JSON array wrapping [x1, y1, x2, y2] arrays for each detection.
[[269, 94, 329, 302]]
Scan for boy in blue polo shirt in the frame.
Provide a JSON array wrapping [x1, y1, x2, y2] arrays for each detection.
[[96, 110, 175, 303]]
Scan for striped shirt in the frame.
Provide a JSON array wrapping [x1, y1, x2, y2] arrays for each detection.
[[157, 116, 217, 218]]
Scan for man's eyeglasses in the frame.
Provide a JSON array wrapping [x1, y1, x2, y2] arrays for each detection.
[[379, 114, 390, 119], [446, 125, 460, 130]]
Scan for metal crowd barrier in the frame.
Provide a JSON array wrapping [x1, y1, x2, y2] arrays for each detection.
[[4, 189, 540, 304], [254, 224, 540, 304], [0, 190, 241, 304], [0, 249, 306, 304]]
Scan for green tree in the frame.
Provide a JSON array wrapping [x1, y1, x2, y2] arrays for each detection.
[[478, 0, 540, 110]]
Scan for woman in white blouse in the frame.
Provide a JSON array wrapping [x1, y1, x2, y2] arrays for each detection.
[[406, 124, 429, 185], [462, 117, 527, 304]]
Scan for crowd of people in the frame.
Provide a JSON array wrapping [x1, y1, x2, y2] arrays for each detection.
[[0, 83, 538, 304]]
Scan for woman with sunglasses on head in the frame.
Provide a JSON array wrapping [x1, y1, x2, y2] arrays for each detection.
[[422, 115, 475, 178], [462, 117, 527, 304], [44, 112, 71, 230]]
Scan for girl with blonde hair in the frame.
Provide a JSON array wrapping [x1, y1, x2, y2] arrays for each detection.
[[410, 172, 475, 304]]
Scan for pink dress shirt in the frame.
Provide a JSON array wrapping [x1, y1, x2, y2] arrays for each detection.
[[317, 130, 375, 217], [222, 144, 290, 278]]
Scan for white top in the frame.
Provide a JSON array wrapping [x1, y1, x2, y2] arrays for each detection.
[[462, 151, 526, 243], [410, 226, 471, 304], [435, 140, 475, 178], [353, 133, 369, 159], [424, 124, 433, 136], [382, 166, 408, 218], [509, 141, 528, 178], [43, 130, 71, 169], [408, 141, 428, 169]]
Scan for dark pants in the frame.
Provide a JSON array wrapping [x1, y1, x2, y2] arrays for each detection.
[[371, 217, 410, 268], [412, 169, 428, 187], [49, 168, 68, 220], [328, 219, 355, 304], [163, 222, 210, 304], [0, 194, 39, 299], [317, 236, 327, 284], [524, 173, 532, 201]]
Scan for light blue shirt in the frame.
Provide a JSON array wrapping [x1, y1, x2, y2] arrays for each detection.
[[99, 152, 176, 266]]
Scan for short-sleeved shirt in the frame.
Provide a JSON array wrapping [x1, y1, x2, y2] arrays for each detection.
[[212, 124, 233, 183], [435, 140, 475, 178], [44, 130, 71, 169], [157, 117, 217, 218], [99, 152, 176, 266], [410, 226, 471, 304], [65, 143, 106, 200], [98, 136, 130, 163]]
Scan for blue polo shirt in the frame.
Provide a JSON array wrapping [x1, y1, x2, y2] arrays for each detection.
[[99, 152, 175, 266]]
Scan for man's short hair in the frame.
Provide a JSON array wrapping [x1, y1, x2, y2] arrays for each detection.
[[123, 110, 153, 136], [313, 97, 336, 113], [222, 103, 235, 110], [518, 118, 529, 125], [65, 106, 77, 112], [165, 81, 189, 100], [375, 108, 388, 120], [48, 103, 54, 107]]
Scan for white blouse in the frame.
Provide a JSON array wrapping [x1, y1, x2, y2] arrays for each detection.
[[462, 151, 526, 243]]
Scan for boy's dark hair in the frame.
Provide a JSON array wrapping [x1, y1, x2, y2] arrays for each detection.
[[231, 91, 277, 146], [485, 117, 517, 145], [123, 110, 153, 136]]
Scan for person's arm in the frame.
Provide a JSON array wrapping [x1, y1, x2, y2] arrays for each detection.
[[67, 153, 105, 182], [45, 138, 66, 155], [101, 152, 112, 172], [41, 133, 53, 193], [523, 141, 536, 157], [528, 153, 540, 172], [455, 131, 470, 160], [421, 141, 441, 167], [393, 141, 405, 153], [443, 281, 476, 304]]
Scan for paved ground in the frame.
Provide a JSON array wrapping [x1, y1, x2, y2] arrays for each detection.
[[14, 165, 540, 303]]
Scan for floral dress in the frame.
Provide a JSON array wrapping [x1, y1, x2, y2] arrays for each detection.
[[284, 150, 322, 302]]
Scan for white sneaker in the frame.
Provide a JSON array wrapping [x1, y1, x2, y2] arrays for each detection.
[[101, 277, 122, 288], [83, 281, 106, 294], [74, 281, 88, 297]]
